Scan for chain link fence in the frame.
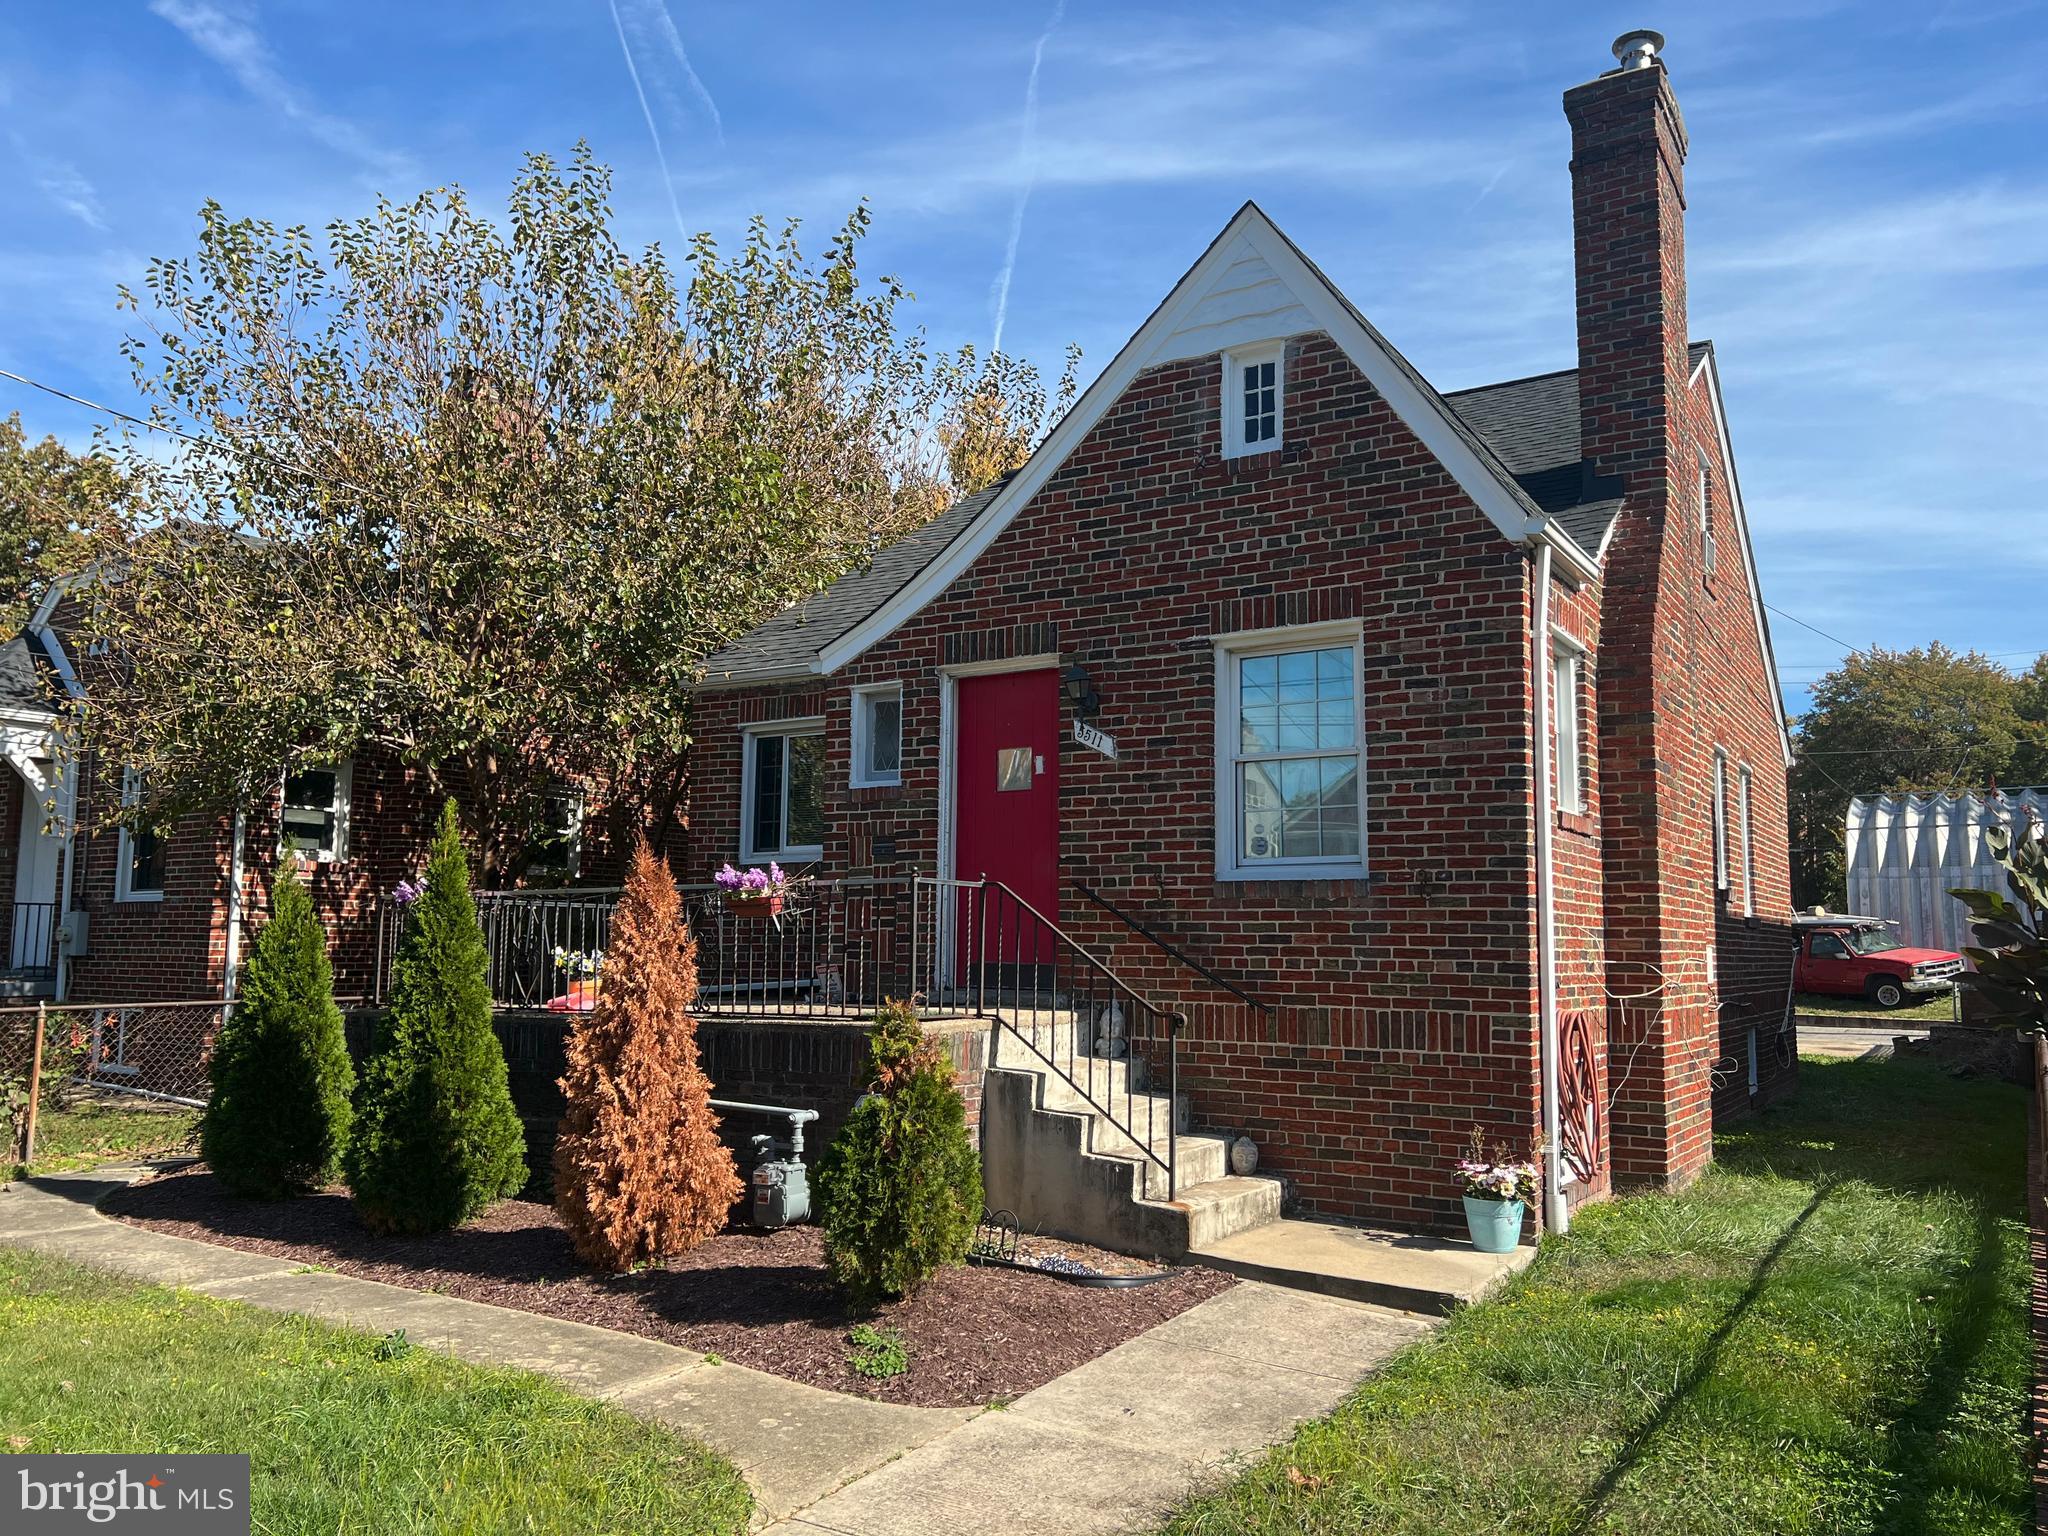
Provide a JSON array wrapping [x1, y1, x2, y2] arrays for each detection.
[[3, 999, 223, 1165]]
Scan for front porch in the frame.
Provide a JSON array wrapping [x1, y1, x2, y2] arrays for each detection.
[[3, 711, 63, 999]]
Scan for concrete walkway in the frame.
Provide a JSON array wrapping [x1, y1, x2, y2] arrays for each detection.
[[0, 1167, 1433, 1535]]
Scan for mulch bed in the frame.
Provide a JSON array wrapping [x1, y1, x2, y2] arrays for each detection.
[[105, 1165, 1232, 1407]]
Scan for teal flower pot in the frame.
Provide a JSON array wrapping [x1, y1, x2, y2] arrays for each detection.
[[1462, 1194, 1526, 1253]]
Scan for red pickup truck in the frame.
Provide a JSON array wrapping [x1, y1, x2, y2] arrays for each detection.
[[1793, 914, 1964, 1009]]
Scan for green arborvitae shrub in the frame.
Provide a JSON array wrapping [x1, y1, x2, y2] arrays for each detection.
[[200, 864, 355, 1197], [345, 799, 526, 1233], [815, 1001, 982, 1306]]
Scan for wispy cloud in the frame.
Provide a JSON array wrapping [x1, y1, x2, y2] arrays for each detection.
[[606, 0, 689, 241], [10, 134, 106, 231], [147, 0, 411, 182], [990, 0, 1066, 356]]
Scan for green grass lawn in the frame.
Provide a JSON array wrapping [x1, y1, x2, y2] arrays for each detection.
[[1159, 1054, 2032, 1536], [0, 1246, 751, 1535], [14, 1096, 200, 1176], [1796, 991, 1957, 1024]]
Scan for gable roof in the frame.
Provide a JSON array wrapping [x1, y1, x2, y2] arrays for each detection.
[[696, 203, 1695, 688]]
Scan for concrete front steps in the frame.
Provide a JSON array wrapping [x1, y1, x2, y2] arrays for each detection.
[[979, 1018, 1281, 1260], [1190, 1216, 1537, 1316]]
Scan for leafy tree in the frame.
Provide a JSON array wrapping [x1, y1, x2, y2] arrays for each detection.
[[815, 1001, 981, 1306], [554, 839, 740, 1271], [200, 864, 355, 1197], [937, 346, 1079, 496], [1790, 644, 2024, 908], [0, 413, 126, 633], [78, 150, 1073, 878], [2009, 655, 2048, 788], [346, 800, 526, 1233], [1951, 823, 2048, 1029]]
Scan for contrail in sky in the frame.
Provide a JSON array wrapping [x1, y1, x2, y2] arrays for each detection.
[[644, 0, 724, 146], [606, 0, 689, 241], [990, 0, 1067, 358]]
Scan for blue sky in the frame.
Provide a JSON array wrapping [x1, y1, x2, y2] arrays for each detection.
[[4, 2, 2044, 713]]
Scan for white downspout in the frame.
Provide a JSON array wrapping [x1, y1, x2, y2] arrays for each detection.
[[1532, 542, 1569, 1235], [53, 749, 81, 1005], [222, 805, 248, 1003]]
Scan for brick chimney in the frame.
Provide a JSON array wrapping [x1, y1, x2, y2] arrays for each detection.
[[1564, 29, 1690, 495]]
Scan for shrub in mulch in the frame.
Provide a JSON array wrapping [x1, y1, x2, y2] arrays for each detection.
[[553, 840, 741, 1272], [104, 1168, 1234, 1407], [346, 800, 526, 1234], [201, 863, 355, 1198], [815, 1001, 982, 1306]]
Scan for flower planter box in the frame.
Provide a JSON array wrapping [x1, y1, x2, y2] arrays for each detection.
[[724, 893, 785, 921]]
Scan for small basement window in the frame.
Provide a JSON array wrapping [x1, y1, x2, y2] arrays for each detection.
[[280, 760, 352, 862], [850, 683, 903, 788], [1222, 343, 1284, 459], [742, 720, 825, 863]]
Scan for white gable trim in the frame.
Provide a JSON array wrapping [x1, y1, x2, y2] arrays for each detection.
[[817, 204, 1591, 675], [1693, 350, 1794, 767]]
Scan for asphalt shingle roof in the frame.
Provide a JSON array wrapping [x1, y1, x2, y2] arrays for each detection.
[[0, 633, 58, 715], [694, 341, 1716, 686], [694, 476, 1014, 686]]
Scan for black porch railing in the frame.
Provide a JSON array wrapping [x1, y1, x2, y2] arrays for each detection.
[[373, 879, 926, 1017], [911, 876, 1183, 1200], [2, 900, 57, 988]]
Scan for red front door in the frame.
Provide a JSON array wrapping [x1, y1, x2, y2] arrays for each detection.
[[955, 668, 1060, 973]]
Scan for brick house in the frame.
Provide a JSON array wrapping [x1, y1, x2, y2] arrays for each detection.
[[4, 582, 599, 1008], [684, 32, 1796, 1246]]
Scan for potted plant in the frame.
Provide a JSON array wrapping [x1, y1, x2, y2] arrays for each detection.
[[548, 947, 605, 1013], [1452, 1128, 1539, 1253], [715, 862, 795, 919]]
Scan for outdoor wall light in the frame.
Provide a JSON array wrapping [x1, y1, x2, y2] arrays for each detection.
[[1062, 664, 1100, 719]]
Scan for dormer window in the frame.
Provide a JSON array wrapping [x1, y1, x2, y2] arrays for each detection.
[[1222, 344, 1284, 459]]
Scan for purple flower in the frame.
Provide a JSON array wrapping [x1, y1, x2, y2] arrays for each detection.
[[714, 863, 744, 891], [391, 877, 426, 906]]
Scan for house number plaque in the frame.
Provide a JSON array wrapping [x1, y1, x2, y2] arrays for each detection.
[[1072, 720, 1118, 759]]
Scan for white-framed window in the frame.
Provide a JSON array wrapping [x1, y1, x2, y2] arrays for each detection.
[[741, 719, 825, 863], [525, 787, 585, 882], [850, 683, 903, 789], [1711, 747, 1729, 893], [1213, 621, 1365, 881], [280, 759, 352, 862], [1699, 462, 1718, 580], [1551, 635, 1587, 817], [1737, 765, 1756, 917], [1221, 343, 1284, 459], [115, 768, 166, 903]]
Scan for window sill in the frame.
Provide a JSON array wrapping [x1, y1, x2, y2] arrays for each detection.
[[1215, 863, 1369, 884], [739, 847, 822, 867], [114, 891, 165, 904], [849, 776, 902, 792], [1556, 810, 1595, 838]]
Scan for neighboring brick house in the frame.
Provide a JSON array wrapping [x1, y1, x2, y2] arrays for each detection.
[[7, 588, 601, 1007], [686, 33, 1796, 1238]]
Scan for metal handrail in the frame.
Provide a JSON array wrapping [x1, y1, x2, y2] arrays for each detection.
[[1069, 877, 1270, 1016], [918, 875, 1182, 1200]]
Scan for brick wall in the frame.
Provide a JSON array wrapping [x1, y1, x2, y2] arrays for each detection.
[[692, 331, 1553, 1233], [1567, 58, 1796, 1189]]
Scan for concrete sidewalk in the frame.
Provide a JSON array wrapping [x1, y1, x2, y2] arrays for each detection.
[[1, 1167, 1432, 1535]]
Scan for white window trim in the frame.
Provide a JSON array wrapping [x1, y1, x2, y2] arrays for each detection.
[[1221, 342, 1285, 460], [1711, 747, 1730, 893], [739, 717, 826, 864], [1549, 627, 1589, 817], [114, 767, 164, 903], [1212, 619, 1367, 882], [849, 682, 903, 789], [1699, 462, 1718, 580], [278, 758, 353, 863], [1737, 765, 1756, 917]]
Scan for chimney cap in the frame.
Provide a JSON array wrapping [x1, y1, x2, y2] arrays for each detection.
[[1611, 29, 1665, 70]]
